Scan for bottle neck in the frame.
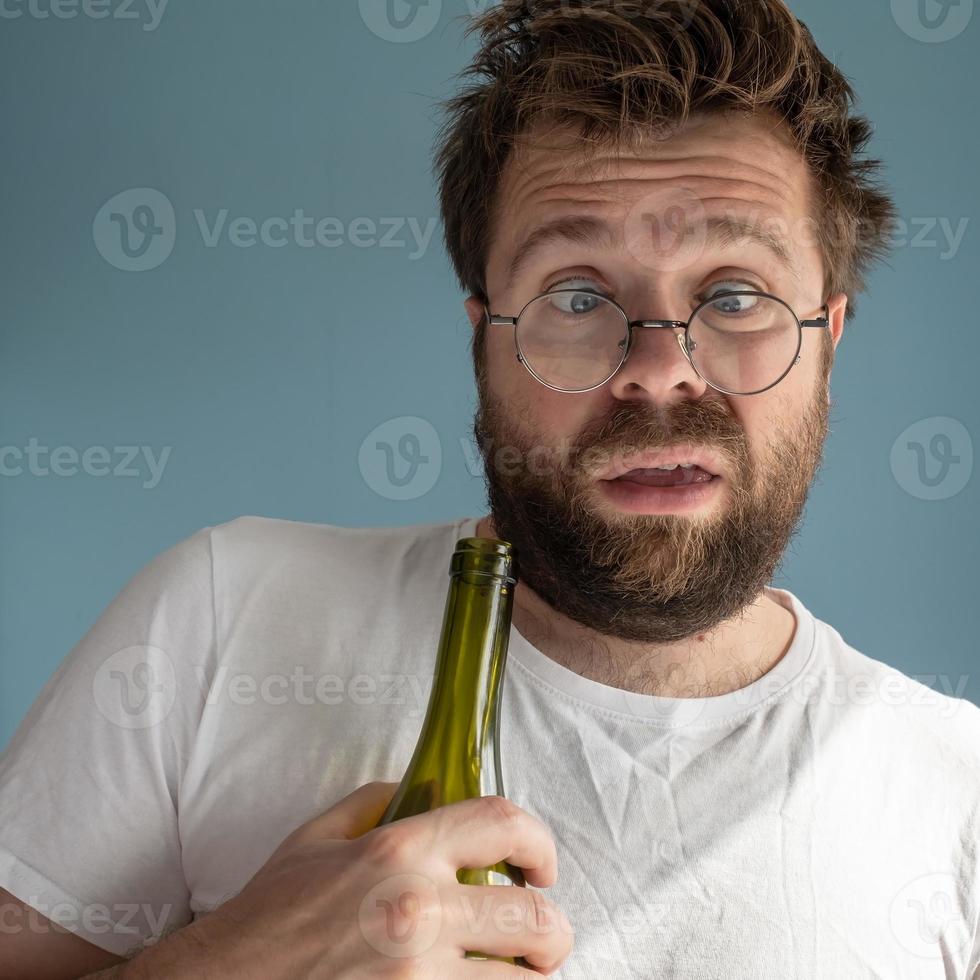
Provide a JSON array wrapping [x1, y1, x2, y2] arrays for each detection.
[[375, 542, 519, 825], [422, 570, 514, 760]]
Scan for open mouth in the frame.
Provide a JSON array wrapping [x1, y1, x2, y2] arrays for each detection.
[[608, 464, 717, 488]]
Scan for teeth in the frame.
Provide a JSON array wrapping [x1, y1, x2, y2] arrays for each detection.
[[619, 462, 703, 476]]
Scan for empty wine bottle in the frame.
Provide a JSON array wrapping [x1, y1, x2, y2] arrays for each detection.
[[375, 535, 527, 965]]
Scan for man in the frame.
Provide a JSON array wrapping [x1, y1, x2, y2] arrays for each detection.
[[2, 1, 978, 977]]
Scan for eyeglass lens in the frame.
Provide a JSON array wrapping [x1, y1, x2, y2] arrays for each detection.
[[514, 289, 801, 394]]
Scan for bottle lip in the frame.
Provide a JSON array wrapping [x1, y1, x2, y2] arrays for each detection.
[[451, 536, 518, 585], [455, 536, 512, 556]]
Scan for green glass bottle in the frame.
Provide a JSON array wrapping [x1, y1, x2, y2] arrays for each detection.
[[376, 536, 528, 966]]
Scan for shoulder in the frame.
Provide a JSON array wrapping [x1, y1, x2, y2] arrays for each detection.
[[205, 512, 468, 567], [806, 605, 980, 772], [200, 513, 472, 605]]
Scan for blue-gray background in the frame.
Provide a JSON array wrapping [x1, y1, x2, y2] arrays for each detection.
[[1, 0, 977, 750]]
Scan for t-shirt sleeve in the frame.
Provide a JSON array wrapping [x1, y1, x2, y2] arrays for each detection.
[[0, 525, 216, 956]]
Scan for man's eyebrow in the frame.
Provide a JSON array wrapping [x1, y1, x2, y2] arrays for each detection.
[[505, 216, 614, 288], [504, 213, 800, 287]]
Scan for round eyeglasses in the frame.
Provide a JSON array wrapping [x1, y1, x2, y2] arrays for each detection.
[[485, 288, 830, 395]]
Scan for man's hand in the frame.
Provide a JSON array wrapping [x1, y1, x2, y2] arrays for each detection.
[[119, 780, 572, 978]]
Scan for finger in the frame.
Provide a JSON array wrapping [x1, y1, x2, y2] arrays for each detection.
[[442, 883, 573, 972], [452, 956, 553, 977], [302, 781, 401, 841], [398, 795, 559, 888], [448, 949, 566, 977]]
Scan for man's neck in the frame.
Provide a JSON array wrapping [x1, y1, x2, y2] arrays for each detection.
[[474, 515, 797, 699]]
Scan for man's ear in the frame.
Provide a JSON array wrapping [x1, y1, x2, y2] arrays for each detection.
[[827, 292, 848, 350], [463, 295, 486, 331], [824, 292, 848, 408]]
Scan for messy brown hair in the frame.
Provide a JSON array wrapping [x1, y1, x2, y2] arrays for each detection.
[[434, 0, 898, 368]]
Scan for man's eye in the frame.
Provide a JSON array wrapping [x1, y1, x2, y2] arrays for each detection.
[[699, 281, 763, 314], [547, 291, 604, 315], [545, 278, 608, 314]]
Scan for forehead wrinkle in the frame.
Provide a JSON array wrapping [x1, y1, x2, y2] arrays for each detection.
[[499, 140, 807, 232], [530, 172, 796, 213], [489, 118, 823, 304], [504, 211, 801, 289], [503, 178, 803, 277], [502, 177, 801, 254], [592, 149, 802, 183], [494, 135, 815, 294], [501, 180, 806, 281]]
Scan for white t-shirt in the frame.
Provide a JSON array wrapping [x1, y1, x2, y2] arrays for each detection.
[[1, 514, 978, 978]]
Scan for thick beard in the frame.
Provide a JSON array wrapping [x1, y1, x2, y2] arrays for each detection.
[[473, 365, 830, 644]]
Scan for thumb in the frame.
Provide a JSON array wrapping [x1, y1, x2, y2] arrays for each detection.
[[310, 780, 401, 841]]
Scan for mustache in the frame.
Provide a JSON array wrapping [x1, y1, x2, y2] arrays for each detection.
[[565, 398, 748, 472], [474, 393, 750, 487]]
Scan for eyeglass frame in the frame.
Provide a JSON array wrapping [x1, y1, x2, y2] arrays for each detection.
[[485, 288, 831, 396]]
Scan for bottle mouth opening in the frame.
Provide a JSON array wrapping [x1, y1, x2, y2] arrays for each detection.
[[451, 536, 518, 584]]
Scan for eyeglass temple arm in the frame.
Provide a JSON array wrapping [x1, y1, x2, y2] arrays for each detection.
[[801, 303, 831, 328], [800, 314, 830, 329]]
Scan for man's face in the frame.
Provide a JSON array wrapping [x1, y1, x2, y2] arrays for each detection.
[[465, 111, 847, 644]]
